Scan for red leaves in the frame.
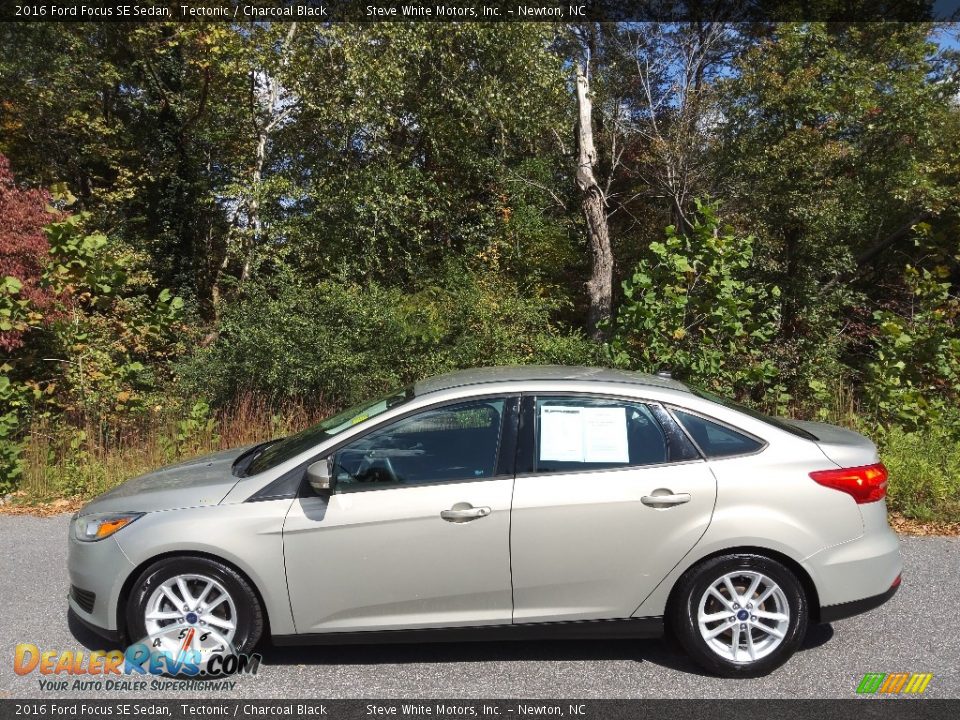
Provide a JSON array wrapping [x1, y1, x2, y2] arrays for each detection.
[[0, 154, 58, 351]]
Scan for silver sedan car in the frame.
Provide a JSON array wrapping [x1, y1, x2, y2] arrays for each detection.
[[68, 366, 901, 677]]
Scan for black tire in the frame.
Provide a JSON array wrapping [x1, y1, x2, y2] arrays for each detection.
[[668, 553, 808, 678], [125, 556, 264, 656]]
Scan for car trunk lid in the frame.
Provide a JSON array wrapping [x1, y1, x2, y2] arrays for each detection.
[[785, 419, 880, 468]]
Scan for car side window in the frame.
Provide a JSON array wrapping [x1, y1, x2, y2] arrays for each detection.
[[533, 397, 671, 473], [333, 399, 505, 490], [673, 410, 764, 458]]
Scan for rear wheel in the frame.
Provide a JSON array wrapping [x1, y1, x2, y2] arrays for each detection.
[[669, 554, 808, 677]]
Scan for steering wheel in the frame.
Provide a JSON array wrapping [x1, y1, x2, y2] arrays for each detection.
[[356, 450, 399, 484]]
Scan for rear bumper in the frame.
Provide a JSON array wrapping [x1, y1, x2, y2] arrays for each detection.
[[802, 500, 902, 607], [819, 577, 900, 623]]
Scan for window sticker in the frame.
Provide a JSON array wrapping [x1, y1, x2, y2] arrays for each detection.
[[539, 405, 629, 463], [581, 407, 630, 462], [539, 406, 584, 462]]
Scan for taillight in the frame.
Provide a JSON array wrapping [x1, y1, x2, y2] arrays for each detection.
[[809, 462, 888, 504]]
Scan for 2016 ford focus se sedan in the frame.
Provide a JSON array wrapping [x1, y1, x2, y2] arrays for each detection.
[[68, 366, 901, 677]]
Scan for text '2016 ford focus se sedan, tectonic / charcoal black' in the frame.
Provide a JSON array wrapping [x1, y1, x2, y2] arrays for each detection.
[[68, 366, 902, 677]]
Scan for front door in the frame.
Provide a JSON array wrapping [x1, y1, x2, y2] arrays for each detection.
[[283, 396, 515, 634], [510, 395, 717, 623]]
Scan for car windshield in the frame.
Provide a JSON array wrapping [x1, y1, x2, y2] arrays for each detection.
[[245, 387, 416, 475], [690, 388, 819, 441]]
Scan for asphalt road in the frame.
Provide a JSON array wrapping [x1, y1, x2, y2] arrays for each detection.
[[0, 513, 957, 700]]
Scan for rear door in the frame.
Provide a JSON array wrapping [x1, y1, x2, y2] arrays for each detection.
[[510, 394, 717, 623]]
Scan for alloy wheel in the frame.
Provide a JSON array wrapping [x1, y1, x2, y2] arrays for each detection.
[[143, 573, 238, 659], [696, 570, 790, 663]]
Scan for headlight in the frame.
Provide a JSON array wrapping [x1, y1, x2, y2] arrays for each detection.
[[73, 512, 144, 542]]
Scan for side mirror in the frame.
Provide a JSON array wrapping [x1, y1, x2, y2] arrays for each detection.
[[306, 458, 334, 495]]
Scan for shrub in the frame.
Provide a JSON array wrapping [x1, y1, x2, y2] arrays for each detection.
[[158, 400, 218, 462], [0, 166, 189, 492], [0, 372, 31, 490], [879, 425, 960, 523], [0, 154, 59, 352], [606, 200, 784, 408], [39, 215, 189, 423], [863, 265, 960, 434], [179, 265, 596, 407]]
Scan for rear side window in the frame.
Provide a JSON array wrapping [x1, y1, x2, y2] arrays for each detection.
[[673, 410, 764, 458], [689, 387, 818, 440], [533, 397, 682, 473]]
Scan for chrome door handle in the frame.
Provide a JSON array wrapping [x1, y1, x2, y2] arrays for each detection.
[[440, 506, 491, 522], [641, 492, 691, 508]]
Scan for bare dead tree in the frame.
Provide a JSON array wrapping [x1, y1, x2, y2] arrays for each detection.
[[211, 23, 301, 309], [240, 22, 299, 283], [568, 24, 637, 341], [575, 56, 615, 340]]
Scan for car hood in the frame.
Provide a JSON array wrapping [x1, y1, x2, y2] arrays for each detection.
[[77, 446, 251, 516]]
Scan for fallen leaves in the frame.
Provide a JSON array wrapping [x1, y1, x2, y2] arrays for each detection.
[[888, 512, 960, 537], [0, 497, 84, 516]]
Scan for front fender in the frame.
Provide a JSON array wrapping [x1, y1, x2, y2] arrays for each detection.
[[115, 499, 296, 635]]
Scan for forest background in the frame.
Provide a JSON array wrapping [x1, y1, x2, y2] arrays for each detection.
[[1, 20, 959, 524]]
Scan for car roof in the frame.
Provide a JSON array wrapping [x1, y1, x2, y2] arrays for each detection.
[[413, 365, 691, 396]]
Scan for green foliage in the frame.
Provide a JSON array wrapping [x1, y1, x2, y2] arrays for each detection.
[[181, 266, 595, 407], [35, 214, 188, 422], [863, 265, 960, 432], [278, 24, 572, 291], [0, 370, 30, 490], [607, 201, 784, 406], [879, 425, 960, 523], [0, 275, 26, 336], [53, 428, 98, 498], [2, 22, 960, 526], [45, 217, 127, 301], [159, 400, 218, 461], [0, 24, 246, 309], [717, 23, 960, 403], [0, 199, 190, 492]]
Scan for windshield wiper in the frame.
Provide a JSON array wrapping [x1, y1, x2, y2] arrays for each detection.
[[231, 439, 282, 477]]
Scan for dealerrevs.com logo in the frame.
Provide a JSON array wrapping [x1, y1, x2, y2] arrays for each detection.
[[14, 638, 261, 692], [856, 673, 934, 695]]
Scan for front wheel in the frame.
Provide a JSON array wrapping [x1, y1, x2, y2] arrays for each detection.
[[669, 554, 808, 677], [125, 556, 263, 670]]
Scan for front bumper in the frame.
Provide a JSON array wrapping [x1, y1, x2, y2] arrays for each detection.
[[68, 606, 125, 644], [67, 527, 137, 637]]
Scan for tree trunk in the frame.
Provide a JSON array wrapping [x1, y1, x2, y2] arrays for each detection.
[[575, 61, 613, 341], [216, 22, 298, 293], [241, 131, 267, 283]]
